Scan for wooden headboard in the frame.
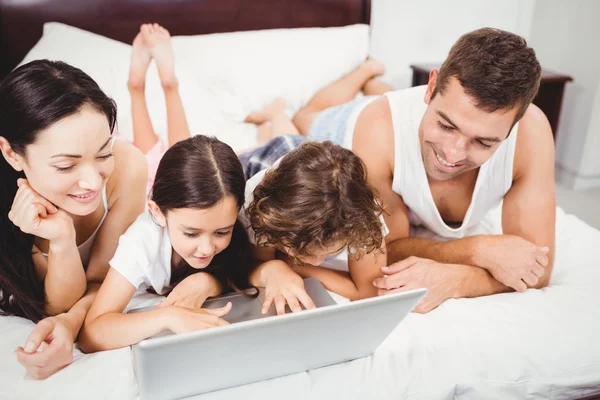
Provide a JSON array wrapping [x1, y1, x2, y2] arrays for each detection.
[[0, 0, 371, 79]]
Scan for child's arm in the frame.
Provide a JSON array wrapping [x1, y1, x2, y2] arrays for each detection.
[[294, 245, 386, 300], [250, 244, 277, 262], [158, 272, 222, 309], [79, 268, 229, 353]]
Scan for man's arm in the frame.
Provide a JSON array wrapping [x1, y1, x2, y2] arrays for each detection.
[[501, 104, 556, 288], [386, 236, 476, 265]]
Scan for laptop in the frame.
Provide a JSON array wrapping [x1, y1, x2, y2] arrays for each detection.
[[130, 278, 426, 400]]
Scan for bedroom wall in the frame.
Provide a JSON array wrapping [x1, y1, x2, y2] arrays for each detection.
[[369, 0, 536, 89], [527, 0, 600, 189]]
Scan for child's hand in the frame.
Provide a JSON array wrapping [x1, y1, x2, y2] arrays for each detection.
[[159, 272, 220, 309], [262, 260, 316, 315], [166, 303, 231, 334]]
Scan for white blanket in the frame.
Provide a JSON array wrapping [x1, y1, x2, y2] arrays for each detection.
[[2, 207, 600, 400]]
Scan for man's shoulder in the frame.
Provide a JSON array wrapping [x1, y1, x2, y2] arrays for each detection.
[[353, 86, 426, 171], [350, 97, 395, 181], [518, 103, 552, 139], [355, 85, 426, 134], [513, 104, 554, 180], [385, 85, 428, 102], [353, 97, 393, 151]]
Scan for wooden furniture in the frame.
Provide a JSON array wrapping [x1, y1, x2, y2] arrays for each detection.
[[410, 63, 573, 139], [0, 0, 371, 80]]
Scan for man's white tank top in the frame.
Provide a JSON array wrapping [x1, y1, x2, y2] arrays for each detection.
[[381, 86, 518, 239]]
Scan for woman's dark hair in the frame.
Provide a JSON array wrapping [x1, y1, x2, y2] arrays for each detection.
[[0, 60, 117, 322], [248, 141, 385, 263], [150, 135, 256, 295]]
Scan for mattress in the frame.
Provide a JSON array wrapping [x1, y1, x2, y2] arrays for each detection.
[[1, 207, 599, 399]]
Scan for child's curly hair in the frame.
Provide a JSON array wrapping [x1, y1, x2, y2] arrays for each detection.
[[247, 141, 385, 262]]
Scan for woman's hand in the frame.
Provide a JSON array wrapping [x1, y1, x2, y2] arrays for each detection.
[[261, 261, 316, 315], [8, 179, 74, 244], [14, 314, 75, 380]]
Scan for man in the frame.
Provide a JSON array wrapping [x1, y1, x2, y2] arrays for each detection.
[[351, 28, 555, 312]]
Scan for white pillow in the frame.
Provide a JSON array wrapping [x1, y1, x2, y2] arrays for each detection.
[[171, 25, 370, 119], [18, 22, 370, 152], [19, 23, 130, 98]]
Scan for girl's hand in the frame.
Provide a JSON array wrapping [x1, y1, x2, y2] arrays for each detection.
[[262, 261, 316, 315], [165, 303, 231, 334], [158, 272, 219, 309], [8, 179, 74, 244], [14, 314, 75, 380]]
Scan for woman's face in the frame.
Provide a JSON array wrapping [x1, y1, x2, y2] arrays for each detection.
[[15, 104, 115, 216]]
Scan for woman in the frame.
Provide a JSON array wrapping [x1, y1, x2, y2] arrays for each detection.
[[0, 60, 147, 379]]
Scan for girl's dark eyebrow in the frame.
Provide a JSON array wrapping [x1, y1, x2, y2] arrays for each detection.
[[180, 224, 235, 231]]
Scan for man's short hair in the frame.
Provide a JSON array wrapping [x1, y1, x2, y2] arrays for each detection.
[[432, 27, 542, 124]]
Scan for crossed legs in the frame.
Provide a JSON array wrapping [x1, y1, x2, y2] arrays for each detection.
[[245, 59, 393, 144]]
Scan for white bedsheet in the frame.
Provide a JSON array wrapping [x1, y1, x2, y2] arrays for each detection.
[[2, 207, 600, 400]]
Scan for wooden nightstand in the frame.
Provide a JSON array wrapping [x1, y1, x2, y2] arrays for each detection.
[[410, 63, 573, 139]]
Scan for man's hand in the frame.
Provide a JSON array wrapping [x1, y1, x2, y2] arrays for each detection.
[[473, 235, 549, 292], [373, 256, 464, 313]]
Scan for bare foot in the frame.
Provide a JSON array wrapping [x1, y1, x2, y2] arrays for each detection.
[[244, 97, 287, 124], [128, 28, 152, 90], [362, 58, 386, 77], [142, 23, 177, 88]]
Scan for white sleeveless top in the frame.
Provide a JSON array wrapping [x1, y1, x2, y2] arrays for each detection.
[[384, 86, 518, 239], [42, 187, 109, 267]]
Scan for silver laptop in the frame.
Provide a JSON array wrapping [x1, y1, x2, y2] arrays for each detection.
[[130, 278, 426, 400]]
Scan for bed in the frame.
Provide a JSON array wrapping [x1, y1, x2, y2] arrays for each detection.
[[1, 0, 599, 399]]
